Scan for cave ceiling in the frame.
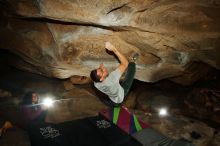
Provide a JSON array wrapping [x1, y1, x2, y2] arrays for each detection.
[[0, 0, 220, 85]]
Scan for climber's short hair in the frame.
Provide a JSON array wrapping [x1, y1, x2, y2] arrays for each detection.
[[90, 69, 101, 82]]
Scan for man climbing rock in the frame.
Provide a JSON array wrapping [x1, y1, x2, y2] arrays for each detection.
[[90, 42, 139, 106]]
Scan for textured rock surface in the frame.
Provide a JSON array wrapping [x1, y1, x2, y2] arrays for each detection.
[[0, 0, 220, 84], [184, 88, 220, 125], [134, 110, 215, 146], [0, 59, 220, 146], [45, 86, 107, 123]]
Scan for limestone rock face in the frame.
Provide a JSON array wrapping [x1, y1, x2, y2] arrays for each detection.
[[184, 88, 220, 124], [0, 0, 220, 84]]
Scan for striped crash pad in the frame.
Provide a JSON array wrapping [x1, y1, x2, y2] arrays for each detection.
[[99, 106, 195, 146], [99, 106, 150, 135]]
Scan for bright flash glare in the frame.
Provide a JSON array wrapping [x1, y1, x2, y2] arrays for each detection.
[[43, 97, 54, 107], [159, 108, 168, 117]]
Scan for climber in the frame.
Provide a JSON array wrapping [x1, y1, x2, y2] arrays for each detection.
[[90, 42, 139, 106]]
